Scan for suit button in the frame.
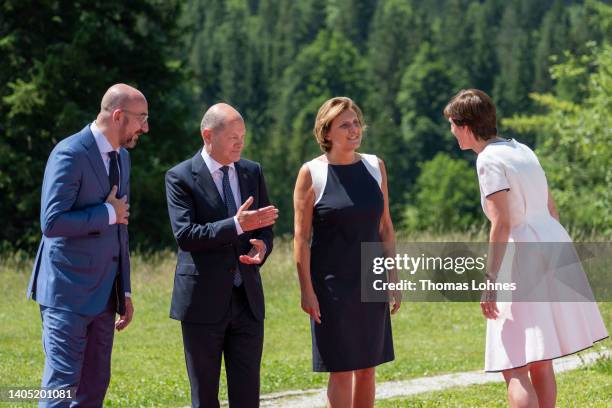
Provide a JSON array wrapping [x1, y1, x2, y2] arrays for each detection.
[[112, 256, 119, 262]]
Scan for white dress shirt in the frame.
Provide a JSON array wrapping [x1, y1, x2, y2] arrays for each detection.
[[90, 122, 119, 225], [90, 122, 131, 298], [201, 149, 244, 235]]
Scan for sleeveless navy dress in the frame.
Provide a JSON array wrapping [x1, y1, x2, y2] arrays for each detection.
[[307, 155, 394, 372]]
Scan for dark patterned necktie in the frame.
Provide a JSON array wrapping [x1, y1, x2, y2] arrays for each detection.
[[109, 151, 120, 195], [221, 166, 242, 286], [109, 151, 121, 275]]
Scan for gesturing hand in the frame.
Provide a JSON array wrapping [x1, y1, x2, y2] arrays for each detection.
[[106, 186, 130, 225], [239, 239, 267, 265], [236, 196, 279, 232]]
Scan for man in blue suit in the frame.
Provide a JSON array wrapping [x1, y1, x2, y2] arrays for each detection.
[[27, 83, 148, 407]]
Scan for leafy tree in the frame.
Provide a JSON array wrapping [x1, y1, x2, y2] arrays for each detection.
[[363, 0, 429, 219], [184, 0, 260, 111], [396, 43, 460, 192], [324, 0, 378, 49], [465, 0, 500, 92], [533, 0, 570, 92], [0, 0, 194, 250], [402, 153, 481, 232], [183, 0, 227, 104], [435, 0, 471, 86], [251, 0, 327, 152], [256, 0, 326, 82], [503, 41, 611, 236], [493, 1, 533, 117], [269, 30, 367, 233], [365, 0, 427, 117], [1, 0, 608, 248]]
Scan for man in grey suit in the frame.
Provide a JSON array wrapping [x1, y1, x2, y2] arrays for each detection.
[[27, 84, 148, 407]]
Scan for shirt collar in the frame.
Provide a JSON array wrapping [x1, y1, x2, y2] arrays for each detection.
[[201, 148, 235, 174], [90, 121, 119, 154]]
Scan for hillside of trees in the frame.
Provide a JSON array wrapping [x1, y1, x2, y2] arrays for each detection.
[[1, 0, 610, 251]]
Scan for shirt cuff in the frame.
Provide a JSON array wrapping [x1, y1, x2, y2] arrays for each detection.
[[104, 203, 117, 225], [233, 216, 243, 235], [125, 292, 131, 298]]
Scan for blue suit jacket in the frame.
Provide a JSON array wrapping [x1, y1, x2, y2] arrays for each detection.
[[27, 125, 131, 316]]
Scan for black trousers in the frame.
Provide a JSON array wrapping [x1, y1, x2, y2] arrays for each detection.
[[181, 285, 264, 408]]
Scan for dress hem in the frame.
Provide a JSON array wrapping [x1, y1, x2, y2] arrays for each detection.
[[313, 356, 395, 373], [484, 335, 609, 373]]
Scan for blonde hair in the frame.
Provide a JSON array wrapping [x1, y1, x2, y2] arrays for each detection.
[[313, 97, 366, 152]]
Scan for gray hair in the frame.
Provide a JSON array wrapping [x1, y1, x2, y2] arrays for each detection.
[[200, 108, 226, 134], [200, 104, 244, 144]]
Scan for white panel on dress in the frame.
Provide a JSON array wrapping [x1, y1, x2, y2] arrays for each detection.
[[360, 154, 382, 188], [306, 159, 328, 205]]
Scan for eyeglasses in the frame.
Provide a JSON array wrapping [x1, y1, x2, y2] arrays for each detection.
[[122, 109, 149, 124]]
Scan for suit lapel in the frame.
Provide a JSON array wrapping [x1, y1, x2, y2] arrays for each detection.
[[80, 126, 110, 193], [192, 151, 227, 217]]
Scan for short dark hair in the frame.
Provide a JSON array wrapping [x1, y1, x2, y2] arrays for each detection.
[[443, 89, 497, 141]]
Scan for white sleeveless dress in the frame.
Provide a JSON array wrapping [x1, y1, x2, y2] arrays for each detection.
[[477, 139, 608, 372]]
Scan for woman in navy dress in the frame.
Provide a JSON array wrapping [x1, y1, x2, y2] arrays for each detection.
[[293, 97, 401, 407]]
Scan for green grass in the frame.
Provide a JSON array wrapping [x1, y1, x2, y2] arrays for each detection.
[[378, 356, 612, 407], [0, 239, 610, 407]]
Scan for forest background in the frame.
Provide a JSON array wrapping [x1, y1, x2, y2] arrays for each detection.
[[1, 0, 611, 252]]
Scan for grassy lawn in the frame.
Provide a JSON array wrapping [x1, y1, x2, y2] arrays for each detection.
[[0, 238, 609, 407], [378, 356, 612, 407]]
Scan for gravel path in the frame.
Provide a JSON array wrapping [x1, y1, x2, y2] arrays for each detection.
[[251, 349, 609, 408]]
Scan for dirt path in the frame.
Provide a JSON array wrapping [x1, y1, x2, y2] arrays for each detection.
[[253, 349, 609, 407]]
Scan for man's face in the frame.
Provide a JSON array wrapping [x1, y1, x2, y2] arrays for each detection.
[[207, 118, 245, 165], [118, 98, 149, 149]]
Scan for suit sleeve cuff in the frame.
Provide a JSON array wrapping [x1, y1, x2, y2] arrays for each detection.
[[233, 216, 243, 235], [104, 203, 117, 225]]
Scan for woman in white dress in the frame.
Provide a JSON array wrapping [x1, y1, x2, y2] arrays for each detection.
[[443, 89, 608, 408]]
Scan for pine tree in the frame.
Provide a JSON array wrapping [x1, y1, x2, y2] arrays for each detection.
[[465, 0, 499, 92], [268, 30, 367, 233], [0, 0, 192, 249], [533, 0, 569, 92], [396, 43, 460, 198], [493, 1, 533, 117], [324, 0, 379, 49]]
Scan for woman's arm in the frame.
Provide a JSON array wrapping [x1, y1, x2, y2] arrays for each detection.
[[293, 165, 321, 323], [486, 190, 511, 243], [547, 188, 560, 221], [378, 159, 401, 314], [482, 190, 512, 319]]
